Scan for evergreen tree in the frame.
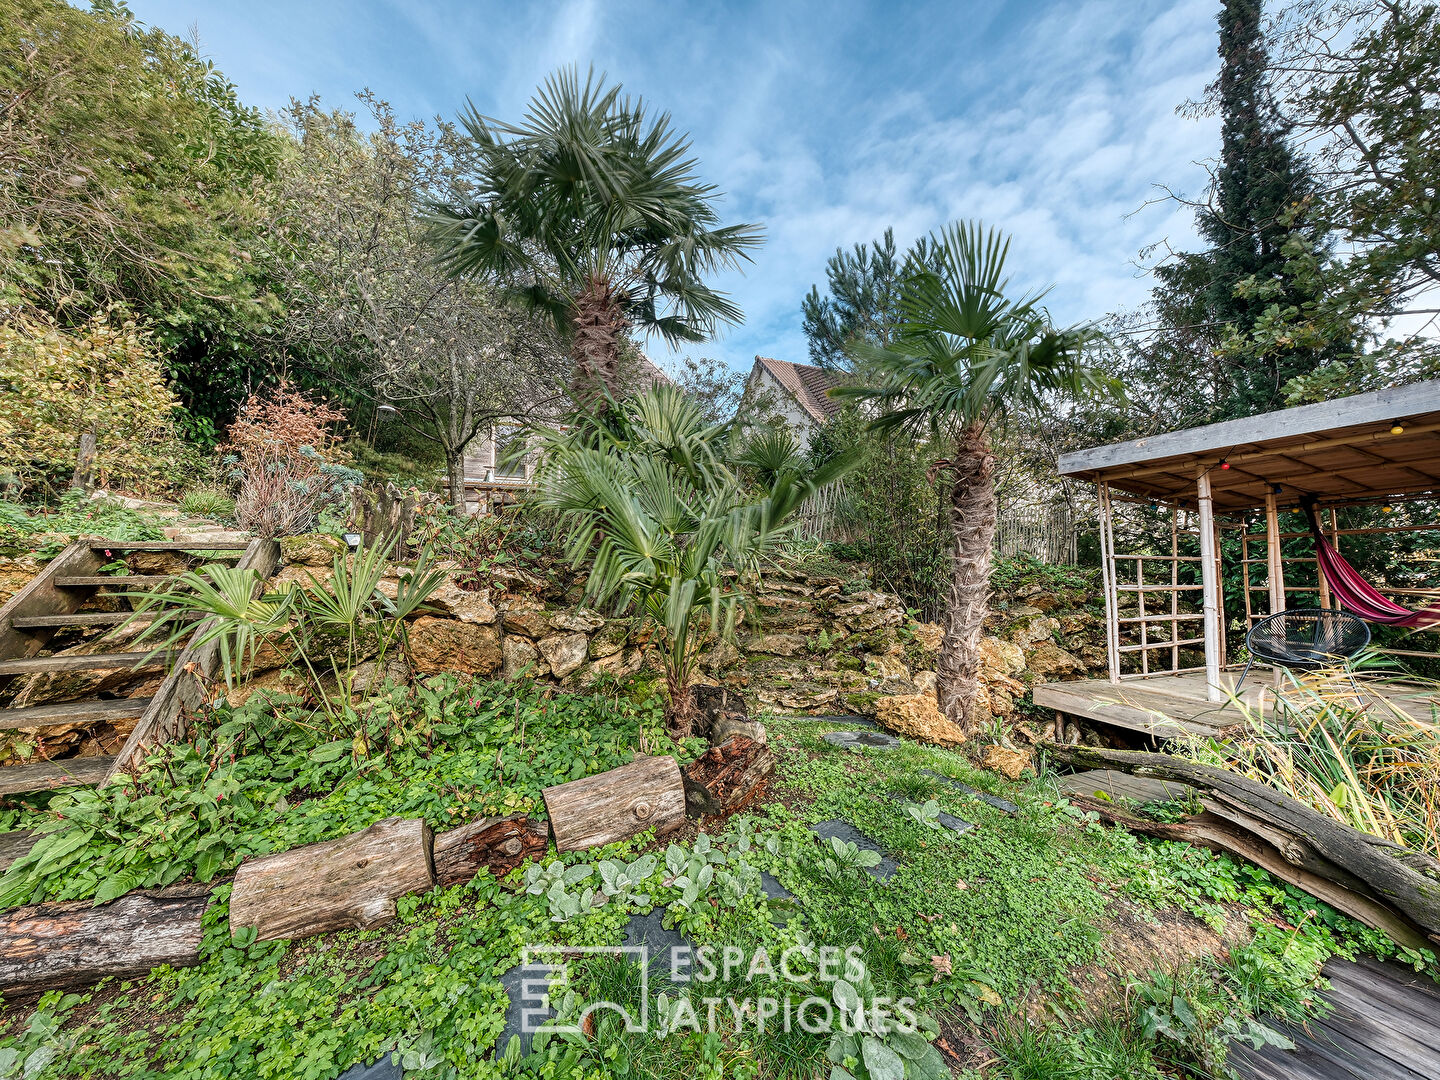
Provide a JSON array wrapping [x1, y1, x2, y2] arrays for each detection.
[[802, 228, 940, 372], [1200, 0, 1341, 417]]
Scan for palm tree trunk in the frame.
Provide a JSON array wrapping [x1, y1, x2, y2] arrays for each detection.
[[570, 274, 629, 407], [936, 423, 996, 733]]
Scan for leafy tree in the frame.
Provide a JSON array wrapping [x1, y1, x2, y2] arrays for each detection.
[[802, 228, 940, 372], [1258, 0, 1440, 398], [0, 0, 281, 432], [0, 309, 188, 498], [837, 223, 1108, 731], [670, 355, 748, 424], [427, 67, 764, 408], [258, 96, 568, 511], [530, 384, 852, 736]]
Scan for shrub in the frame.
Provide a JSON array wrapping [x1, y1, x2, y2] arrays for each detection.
[[180, 485, 236, 521], [222, 383, 362, 538], [0, 309, 186, 498]]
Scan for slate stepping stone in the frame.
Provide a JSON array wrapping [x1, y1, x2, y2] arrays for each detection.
[[621, 907, 695, 985], [793, 714, 878, 729], [811, 820, 898, 880], [922, 770, 1019, 815], [760, 871, 794, 900], [888, 794, 974, 837], [822, 730, 900, 750], [337, 1056, 403, 1080], [496, 956, 556, 1056]]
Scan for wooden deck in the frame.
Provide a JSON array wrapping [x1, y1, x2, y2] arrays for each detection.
[[1231, 956, 1440, 1080], [1034, 672, 1438, 741]]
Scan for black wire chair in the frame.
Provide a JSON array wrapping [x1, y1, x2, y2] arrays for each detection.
[[1235, 607, 1371, 694]]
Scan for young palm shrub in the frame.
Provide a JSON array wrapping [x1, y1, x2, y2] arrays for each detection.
[[427, 67, 763, 407], [835, 222, 1110, 732], [123, 537, 445, 729], [530, 384, 852, 737]]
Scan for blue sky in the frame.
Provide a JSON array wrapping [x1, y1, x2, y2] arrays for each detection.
[[128, 0, 1224, 375]]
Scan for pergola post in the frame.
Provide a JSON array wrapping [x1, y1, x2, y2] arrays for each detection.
[[1097, 481, 1121, 684], [1264, 492, 1285, 615], [1196, 471, 1223, 702]]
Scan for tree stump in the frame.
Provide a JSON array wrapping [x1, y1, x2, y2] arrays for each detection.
[[682, 736, 775, 818], [229, 816, 434, 941], [0, 883, 211, 998], [433, 814, 548, 888], [691, 685, 748, 742], [543, 756, 686, 853]]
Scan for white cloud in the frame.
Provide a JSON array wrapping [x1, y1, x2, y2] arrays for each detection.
[[128, 0, 1224, 373]]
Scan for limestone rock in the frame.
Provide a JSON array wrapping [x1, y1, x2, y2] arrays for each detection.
[[697, 641, 742, 672], [1005, 612, 1060, 648], [407, 617, 502, 675], [550, 608, 605, 633], [912, 623, 944, 653], [280, 533, 347, 568], [1025, 641, 1085, 678], [537, 632, 589, 678], [755, 685, 840, 711], [874, 692, 969, 749], [979, 636, 1025, 677], [912, 670, 937, 695], [502, 636, 545, 679], [126, 551, 190, 575], [864, 654, 910, 680], [744, 633, 806, 657], [980, 744, 1031, 781], [569, 647, 643, 687], [502, 605, 550, 639], [589, 619, 633, 659], [424, 581, 497, 625]]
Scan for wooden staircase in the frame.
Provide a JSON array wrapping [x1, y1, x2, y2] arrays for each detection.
[[0, 538, 277, 797]]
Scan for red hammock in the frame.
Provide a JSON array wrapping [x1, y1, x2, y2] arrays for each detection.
[[1301, 497, 1440, 629]]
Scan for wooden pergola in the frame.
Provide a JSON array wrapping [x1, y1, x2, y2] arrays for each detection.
[[1037, 380, 1440, 732]]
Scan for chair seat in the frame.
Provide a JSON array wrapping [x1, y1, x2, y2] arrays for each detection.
[[1246, 607, 1370, 671]]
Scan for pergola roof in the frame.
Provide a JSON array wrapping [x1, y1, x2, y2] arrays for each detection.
[[1057, 380, 1440, 512]]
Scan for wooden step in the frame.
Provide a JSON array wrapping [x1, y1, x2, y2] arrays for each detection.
[[0, 652, 169, 676], [0, 697, 152, 731], [0, 755, 114, 796], [9, 611, 187, 630], [55, 576, 183, 590], [87, 541, 247, 552]]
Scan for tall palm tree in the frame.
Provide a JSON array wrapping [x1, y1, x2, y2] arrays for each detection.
[[836, 222, 1111, 733], [530, 385, 853, 737], [427, 67, 763, 407]]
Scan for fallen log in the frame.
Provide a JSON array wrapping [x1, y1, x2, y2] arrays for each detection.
[[1046, 743, 1440, 944], [433, 814, 548, 888], [0, 883, 211, 998], [682, 736, 774, 818], [543, 755, 686, 853], [1067, 793, 1434, 953], [229, 816, 434, 941]]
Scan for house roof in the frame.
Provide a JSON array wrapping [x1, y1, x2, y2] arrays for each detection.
[[1057, 380, 1440, 511], [753, 356, 843, 424]]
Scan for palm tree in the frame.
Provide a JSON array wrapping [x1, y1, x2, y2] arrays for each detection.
[[427, 67, 763, 407], [836, 222, 1111, 733], [530, 384, 853, 737]]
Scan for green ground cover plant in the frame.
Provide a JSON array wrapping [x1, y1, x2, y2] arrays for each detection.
[[0, 697, 1431, 1080]]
